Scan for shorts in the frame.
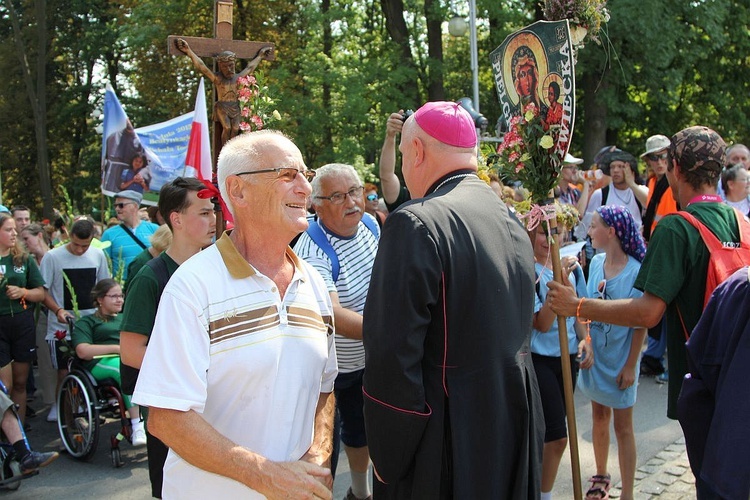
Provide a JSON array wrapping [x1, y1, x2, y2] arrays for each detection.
[[48, 340, 70, 371], [334, 369, 367, 448], [0, 309, 37, 366], [532, 353, 579, 443]]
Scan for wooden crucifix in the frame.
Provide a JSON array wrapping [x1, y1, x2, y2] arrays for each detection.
[[168, 0, 275, 165]]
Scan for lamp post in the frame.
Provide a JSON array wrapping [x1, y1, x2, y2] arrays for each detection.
[[448, 1, 480, 114]]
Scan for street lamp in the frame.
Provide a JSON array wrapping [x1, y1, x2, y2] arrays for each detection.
[[448, 0, 480, 115]]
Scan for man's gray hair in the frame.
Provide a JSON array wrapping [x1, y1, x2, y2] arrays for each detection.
[[311, 163, 362, 202], [217, 130, 292, 217]]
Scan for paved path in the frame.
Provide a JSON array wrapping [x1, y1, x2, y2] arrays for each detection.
[[12, 373, 699, 499], [610, 436, 696, 500]]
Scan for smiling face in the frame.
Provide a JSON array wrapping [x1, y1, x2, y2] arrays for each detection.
[[241, 136, 312, 242], [314, 171, 364, 238], [97, 284, 124, 316]]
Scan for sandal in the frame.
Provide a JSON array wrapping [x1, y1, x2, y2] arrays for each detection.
[[585, 474, 611, 500]]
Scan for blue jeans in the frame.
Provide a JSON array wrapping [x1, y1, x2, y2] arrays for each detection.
[[643, 319, 667, 363]]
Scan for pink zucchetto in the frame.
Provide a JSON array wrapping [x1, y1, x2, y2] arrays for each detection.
[[413, 101, 477, 148]]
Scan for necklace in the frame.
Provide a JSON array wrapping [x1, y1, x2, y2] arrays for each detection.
[[610, 186, 633, 206], [433, 173, 475, 193]]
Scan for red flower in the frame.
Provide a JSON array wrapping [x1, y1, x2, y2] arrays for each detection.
[[54, 329, 67, 341]]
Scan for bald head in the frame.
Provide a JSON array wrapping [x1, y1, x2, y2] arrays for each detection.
[[399, 115, 478, 198]]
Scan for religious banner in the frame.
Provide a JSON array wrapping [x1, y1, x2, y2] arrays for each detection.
[[100, 84, 193, 205], [490, 19, 575, 165]]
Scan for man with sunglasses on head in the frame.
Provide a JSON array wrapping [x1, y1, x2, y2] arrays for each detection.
[[133, 131, 337, 499], [294, 164, 380, 500], [100, 190, 158, 280]]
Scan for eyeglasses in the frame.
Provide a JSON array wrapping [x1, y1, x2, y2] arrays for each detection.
[[366, 194, 379, 201], [646, 152, 668, 162], [114, 202, 136, 209], [315, 186, 365, 205], [235, 167, 316, 182], [105, 294, 124, 299]]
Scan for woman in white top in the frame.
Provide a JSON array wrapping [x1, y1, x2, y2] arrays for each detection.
[[721, 164, 750, 216]]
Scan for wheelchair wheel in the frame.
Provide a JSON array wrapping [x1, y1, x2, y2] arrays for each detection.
[[0, 453, 21, 490], [57, 371, 100, 461]]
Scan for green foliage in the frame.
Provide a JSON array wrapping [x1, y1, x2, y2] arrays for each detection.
[[61, 271, 81, 320], [0, 0, 748, 217]]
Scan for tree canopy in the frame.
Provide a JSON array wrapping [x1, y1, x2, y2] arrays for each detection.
[[0, 0, 748, 217]]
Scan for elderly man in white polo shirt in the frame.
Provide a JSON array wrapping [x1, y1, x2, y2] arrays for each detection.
[[134, 130, 337, 498]]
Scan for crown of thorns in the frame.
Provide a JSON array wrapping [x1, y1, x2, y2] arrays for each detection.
[[216, 51, 236, 62]]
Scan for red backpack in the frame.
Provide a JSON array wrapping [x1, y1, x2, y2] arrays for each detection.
[[674, 209, 750, 337]]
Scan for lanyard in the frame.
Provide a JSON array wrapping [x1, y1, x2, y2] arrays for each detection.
[[686, 194, 723, 206]]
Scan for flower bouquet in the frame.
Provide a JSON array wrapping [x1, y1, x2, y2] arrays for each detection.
[[542, 0, 610, 48], [237, 71, 281, 133], [492, 101, 562, 207]]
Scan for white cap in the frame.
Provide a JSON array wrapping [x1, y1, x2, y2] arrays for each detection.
[[563, 153, 584, 165], [641, 134, 671, 157]]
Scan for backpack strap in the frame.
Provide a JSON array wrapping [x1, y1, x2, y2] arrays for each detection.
[[306, 220, 340, 282], [305, 215, 379, 283], [119, 223, 148, 250], [360, 212, 381, 238], [144, 255, 171, 301], [673, 211, 722, 252], [600, 184, 643, 212]]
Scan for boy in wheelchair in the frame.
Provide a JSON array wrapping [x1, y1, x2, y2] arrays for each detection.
[[71, 279, 146, 447], [0, 387, 58, 474]]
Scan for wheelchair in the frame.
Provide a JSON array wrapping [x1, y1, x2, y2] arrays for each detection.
[[0, 380, 38, 490], [56, 354, 136, 468]]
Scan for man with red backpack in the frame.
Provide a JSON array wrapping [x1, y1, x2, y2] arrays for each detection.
[[547, 126, 750, 499]]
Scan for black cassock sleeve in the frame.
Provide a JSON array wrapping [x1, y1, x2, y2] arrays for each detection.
[[362, 208, 441, 483]]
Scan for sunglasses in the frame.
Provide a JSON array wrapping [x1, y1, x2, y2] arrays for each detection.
[[114, 202, 136, 209], [366, 194, 378, 201], [646, 152, 668, 162]]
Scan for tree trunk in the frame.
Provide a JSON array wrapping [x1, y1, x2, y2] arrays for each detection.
[[5, 0, 52, 217], [582, 72, 608, 166], [380, 0, 420, 104], [424, 0, 444, 101], [322, 0, 334, 150]]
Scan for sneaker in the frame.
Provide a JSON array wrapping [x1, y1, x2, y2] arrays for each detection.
[[344, 488, 372, 500], [46, 403, 58, 422], [656, 371, 669, 384], [20, 450, 59, 474], [132, 426, 147, 447]]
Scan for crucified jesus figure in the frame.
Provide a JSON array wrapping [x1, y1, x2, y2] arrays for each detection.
[[175, 38, 273, 146]]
